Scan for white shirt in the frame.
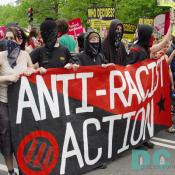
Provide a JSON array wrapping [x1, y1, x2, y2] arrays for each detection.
[[0, 50, 31, 103]]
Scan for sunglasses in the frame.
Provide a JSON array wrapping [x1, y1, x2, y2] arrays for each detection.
[[5, 36, 15, 40]]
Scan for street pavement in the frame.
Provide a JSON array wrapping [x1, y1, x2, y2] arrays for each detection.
[[0, 125, 175, 175], [86, 115, 175, 175]]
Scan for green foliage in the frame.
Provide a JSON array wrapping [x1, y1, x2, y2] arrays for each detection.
[[0, 0, 170, 27], [117, 0, 169, 23]]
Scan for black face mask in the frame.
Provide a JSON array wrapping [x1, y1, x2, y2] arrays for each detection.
[[41, 28, 58, 52], [114, 31, 122, 48], [88, 42, 99, 56]]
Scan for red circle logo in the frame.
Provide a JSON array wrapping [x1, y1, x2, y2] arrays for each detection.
[[17, 130, 59, 175]]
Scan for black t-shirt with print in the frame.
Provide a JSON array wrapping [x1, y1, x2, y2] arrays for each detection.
[[30, 46, 71, 68]]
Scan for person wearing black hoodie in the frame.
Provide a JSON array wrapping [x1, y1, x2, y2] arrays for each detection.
[[66, 31, 112, 169], [126, 24, 171, 65], [126, 25, 155, 149], [102, 19, 127, 66], [70, 31, 108, 66], [126, 24, 172, 149], [30, 19, 71, 69], [126, 24, 154, 64], [77, 32, 85, 53]]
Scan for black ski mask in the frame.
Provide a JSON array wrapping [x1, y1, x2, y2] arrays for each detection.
[[39, 20, 58, 67], [40, 20, 58, 52]]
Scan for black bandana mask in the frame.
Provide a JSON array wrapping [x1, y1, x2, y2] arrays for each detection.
[[7, 40, 20, 68], [114, 31, 123, 48], [88, 42, 100, 56]]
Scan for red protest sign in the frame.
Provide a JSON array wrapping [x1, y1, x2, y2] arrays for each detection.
[[0, 26, 6, 40], [67, 18, 83, 39]]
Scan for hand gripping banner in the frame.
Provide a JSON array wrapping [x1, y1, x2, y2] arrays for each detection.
[[8, 56, 171, 175]]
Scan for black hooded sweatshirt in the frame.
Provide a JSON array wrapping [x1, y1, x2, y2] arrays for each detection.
[[126, 24, 153, 65], [102, 19, 127, 66], [70, 32, 108, 66]]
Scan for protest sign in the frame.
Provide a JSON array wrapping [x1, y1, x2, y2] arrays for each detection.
[[9, 56, 171, 175]]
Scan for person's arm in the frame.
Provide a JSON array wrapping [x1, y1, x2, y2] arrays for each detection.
[[169, 66, 174, 92], [166, 50, 175, 64], [65, 47, 72, 64], [65, 55, 80, 70], [0, 74, 19, 84], [30, 48, 40, 65], [24, 52, 46, 76], [150, 26, 171, 54], [126, 48, 140, 65], [0, 53, 19, 83], [69, 55, 80, 65], [27, 52, 35, 68]]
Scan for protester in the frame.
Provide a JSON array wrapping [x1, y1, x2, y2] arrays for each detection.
[[26, 28, 41, 53], [30, 19, 71, 68], [156, 22, 175, 135], [13, 27, 27, 51], [0, 75, 19, 83], [56, 19, 77, 53], [126, 24, 171, 64], [0, 26, 39, 175], [77, 32, 85, 53], [166, 36, 175, 132], [167, 36, 175, 56], [147, 38, 175, 133], [68, 31, 108, 66], [125, 23, 172, 148], [102, 19, 127, 65], [66, 31, 115, 169]]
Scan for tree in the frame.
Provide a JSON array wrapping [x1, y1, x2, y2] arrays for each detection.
[[0, 0, 170, 27], [116, 0, 169, 24]]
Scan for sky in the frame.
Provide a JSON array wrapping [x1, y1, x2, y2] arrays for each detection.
[[0, 0, 16, 6]]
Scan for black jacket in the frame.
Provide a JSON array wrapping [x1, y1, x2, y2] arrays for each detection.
[[71, 32, 108, 66], [126, 44, 149, 65], [126, 24, 153, 65], [71, 52, 107, 66]]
